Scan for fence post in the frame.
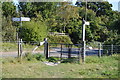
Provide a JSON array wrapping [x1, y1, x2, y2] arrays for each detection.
[[98, 43, 101, 58], [20, 39, 23, 59], [78, 45, 81, 64], [60, 44, 63, 60], [111, 44, 113, 55], [68, 44, 71, 58], [44, 38, 49, 59], [18, 38, 20, 57], [82, 41, 86, 63]]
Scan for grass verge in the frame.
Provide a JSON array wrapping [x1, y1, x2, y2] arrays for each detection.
[[1, 54, 119, 78]]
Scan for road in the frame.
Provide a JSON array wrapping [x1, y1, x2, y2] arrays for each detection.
[[49, 47, 103, 57], [1, 48, 103, 58]]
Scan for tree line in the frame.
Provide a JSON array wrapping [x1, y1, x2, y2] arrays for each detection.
[[1, 1, 120, 44]]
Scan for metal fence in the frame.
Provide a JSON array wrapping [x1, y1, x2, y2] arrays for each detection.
[[102, 45, 120, 55], [1, 41, 120, 61], [49, 43, 82, 61]]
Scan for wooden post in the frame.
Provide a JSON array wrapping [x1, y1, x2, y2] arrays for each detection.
[[111, 44, 113, 55], [60, 44, 63, 60], [44, 38, 49, 59], [98, 43, 101, 58], [44, 41, 48, 59], [82, 41, 86, 63], [68, 44, 71, 58], [19, 40, 23, 58], [18, 38, 20, 57], [78, 45, 81, 64]]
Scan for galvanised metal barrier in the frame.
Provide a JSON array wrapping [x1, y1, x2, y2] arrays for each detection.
[[49, 43, 82, 63]]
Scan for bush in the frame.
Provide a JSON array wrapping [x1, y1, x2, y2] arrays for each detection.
[[20, 20, 48, 43], [24, 52, 45, 61], [61, 57, 78, 63], [2, 42, 17, 51], [47, 57, 59, 63], [48, 35, 72, 44], [33, 53, 45, 61], [24, 52, 34, 61]]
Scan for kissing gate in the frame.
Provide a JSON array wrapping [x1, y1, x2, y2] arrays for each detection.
[[43, 39, 83, 63], [41, 38, 120, 63]]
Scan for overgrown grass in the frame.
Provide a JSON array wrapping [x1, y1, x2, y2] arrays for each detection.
[[2, 54, 119, 78], [48, 35, 73, 44]]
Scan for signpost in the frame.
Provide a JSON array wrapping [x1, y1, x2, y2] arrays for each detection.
[[82, 18, 89, 63], [12, 17, 30, 58], [12, 17, 30, 21]]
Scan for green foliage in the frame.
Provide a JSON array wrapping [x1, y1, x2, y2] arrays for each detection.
[[33, 53, 45, 61], [2, 42, 17, 51], [48, 35, 72, 44], [1, 1, 120, 45], [104, 31, 120, 45], [2, 17, 16, 41], [24, 52, 45, 61], [61, 57, 78, 63], [47, 57, 58, 63], [87, 41, 101, 48], [2, 54, 119, 78], [86, 55, 118, 64], [2, 2, 16, 17], [20, 20, 48, 43]]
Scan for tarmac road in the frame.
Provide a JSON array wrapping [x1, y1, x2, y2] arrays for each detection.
[[1, 48, 103, 58]]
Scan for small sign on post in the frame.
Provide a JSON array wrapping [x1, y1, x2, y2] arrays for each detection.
[[85, 21, 90, 25], [12, 17, 30, 21], [12, 17, 30, 58], [21, 17, 30, 21], [12, 18, 20, 21]]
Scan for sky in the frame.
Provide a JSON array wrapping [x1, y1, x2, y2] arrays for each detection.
[[14, 0, 119, 11], [72, 0, 119, 11]]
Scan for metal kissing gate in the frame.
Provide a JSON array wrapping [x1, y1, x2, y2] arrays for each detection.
[[45, 43, 82, 63]]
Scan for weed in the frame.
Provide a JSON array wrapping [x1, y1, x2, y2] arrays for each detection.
[[47, 57, 59, 63], [79, 70, 86, 75]]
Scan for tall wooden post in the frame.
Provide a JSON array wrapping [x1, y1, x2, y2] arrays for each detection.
[[111, 44, 113, 55], [60, 44, 63, 60], [98, 43, 101, 58], [44, 38, 49, 59], [18, 38, 20, 57], [68, 44, 71, 59]]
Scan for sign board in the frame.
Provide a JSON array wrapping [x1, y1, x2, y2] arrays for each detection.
[[85, 21, 90, 25], [21, 17, 30, 21], [12, 18, 20, 21], [12, 17, 30, 21]]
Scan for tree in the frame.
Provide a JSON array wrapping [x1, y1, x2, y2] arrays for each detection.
[[75, 1, 113, 16], [56, 2, 79, 33], [19, 19, 48, 43], [2, 16, 16, 41], [2, 2, 16, 17], [19, 2, 58, 18]]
